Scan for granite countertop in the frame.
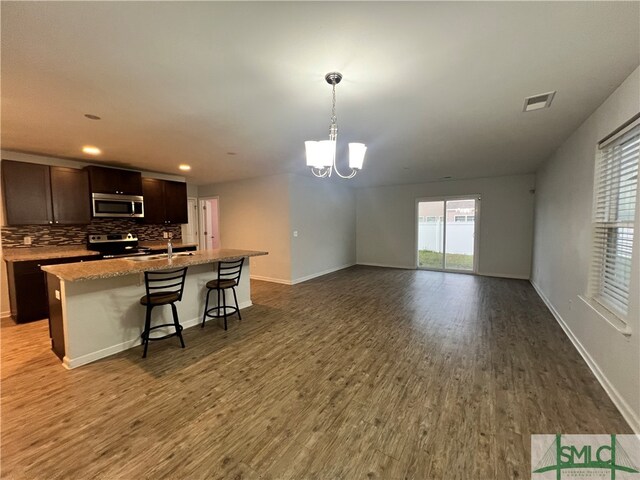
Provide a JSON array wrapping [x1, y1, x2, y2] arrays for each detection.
[[2, 241, 199, 262], [41, 249, 268, 282], [2, 246, 101, 262], [139, 241, 199, 251]]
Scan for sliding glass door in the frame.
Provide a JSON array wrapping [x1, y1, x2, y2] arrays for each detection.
[[417, 196, 479, 272]]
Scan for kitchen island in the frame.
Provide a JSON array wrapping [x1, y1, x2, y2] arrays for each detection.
[[2, 242, 198, 323], [42, 249, 268, 369]]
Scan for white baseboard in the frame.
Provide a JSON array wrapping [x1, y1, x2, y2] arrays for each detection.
[[250, 275, 292, 285], [251, 263, 357, 286], [291, 263, 355, 285], [1, 310, 11, 319], [479, 272, 530, 280], [356, 262, 414, 269], [356, 263, 529, 281], [531, 280, 640, 434], [63, 300, 253, 370]]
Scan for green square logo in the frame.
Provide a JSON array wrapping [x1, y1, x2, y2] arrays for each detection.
[[532, 434, 640, 479]]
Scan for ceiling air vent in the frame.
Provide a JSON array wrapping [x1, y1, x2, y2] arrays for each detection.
[[523, 91, 556, 112]]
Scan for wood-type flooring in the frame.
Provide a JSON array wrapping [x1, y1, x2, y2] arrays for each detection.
[[1, 267, 631, 479]]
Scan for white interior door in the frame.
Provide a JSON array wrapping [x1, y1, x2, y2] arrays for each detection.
[[199, 197, 220, 250], [181, 197, 199, 247]]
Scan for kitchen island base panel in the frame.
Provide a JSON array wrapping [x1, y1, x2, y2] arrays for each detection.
[[47, 261, 251, 369]]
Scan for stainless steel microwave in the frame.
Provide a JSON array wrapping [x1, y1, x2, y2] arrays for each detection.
[[92, 193, 144, 218]]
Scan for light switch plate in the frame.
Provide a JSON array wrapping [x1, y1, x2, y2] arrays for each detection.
[[55, 289, 60, 300]]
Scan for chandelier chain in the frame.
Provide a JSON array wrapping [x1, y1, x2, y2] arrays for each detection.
[[331, 80, 337, 126]]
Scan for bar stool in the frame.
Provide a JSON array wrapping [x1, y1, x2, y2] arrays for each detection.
[[201, 258, 245, 330], [140, 267, 188, 358]]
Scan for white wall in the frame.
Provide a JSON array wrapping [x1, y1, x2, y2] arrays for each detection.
[[198, 174, 357, 284], [532, 66, 640, 432], [356, 174, 535, 278], [289, 175, 356, 283], [198, 175, 292, 283]]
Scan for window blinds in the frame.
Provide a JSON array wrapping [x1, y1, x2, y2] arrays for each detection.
[[589, 121, 639, 319]]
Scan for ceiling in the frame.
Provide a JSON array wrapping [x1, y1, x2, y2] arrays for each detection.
[[1, 2, 639, 187]]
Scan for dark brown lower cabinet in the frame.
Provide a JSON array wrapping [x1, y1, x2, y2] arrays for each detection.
[[5, 256, 99, 324], [46, 274, 65, 360]]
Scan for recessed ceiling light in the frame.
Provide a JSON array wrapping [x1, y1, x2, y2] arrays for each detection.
[[82, 145, 101, 155], [523, 91, 556, 112], [179, 164, 191, 171], [84, 114, 101, 120]]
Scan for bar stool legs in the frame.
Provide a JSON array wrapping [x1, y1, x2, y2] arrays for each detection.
[[171, 303, 186, 349], [139, 267, 188, 358], [143, 307, 152, 358], [201, 287, 241, 330], [232, 288, 242, 321], [201, 289, 213, 328], [201, 257, 245, 330]]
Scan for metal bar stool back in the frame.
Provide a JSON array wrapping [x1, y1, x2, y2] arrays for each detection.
[[140, 267, 188, 358], [201, 258, 245, 330]]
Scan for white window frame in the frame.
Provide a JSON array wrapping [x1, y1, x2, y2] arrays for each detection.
[[586, 116, 639, 331]]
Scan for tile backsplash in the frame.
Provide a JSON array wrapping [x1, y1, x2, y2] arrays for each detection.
[[1, 218, 182, 248]]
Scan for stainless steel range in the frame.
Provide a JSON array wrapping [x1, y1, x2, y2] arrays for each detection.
[[87, 233, 152, 259]]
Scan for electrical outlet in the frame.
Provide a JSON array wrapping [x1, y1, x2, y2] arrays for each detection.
[[163, 232, 169, 239], [23, 236, 32, 245], [293, 231, 298, 237]]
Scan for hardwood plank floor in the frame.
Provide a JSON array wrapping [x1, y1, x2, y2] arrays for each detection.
[[1, 266, 631, 479]]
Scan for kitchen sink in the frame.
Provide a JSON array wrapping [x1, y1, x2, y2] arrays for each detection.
[[126, 251, 195, 262]]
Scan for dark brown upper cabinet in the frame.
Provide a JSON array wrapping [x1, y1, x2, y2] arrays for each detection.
[[164, 181, 188, 224], [2, 160, 52, 225], [1, 160, 91, 225], [85, 165, 143, 195], [141, 177, 165, 224], [50, 167, 91, 224], [142, 178, 188, 224]]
